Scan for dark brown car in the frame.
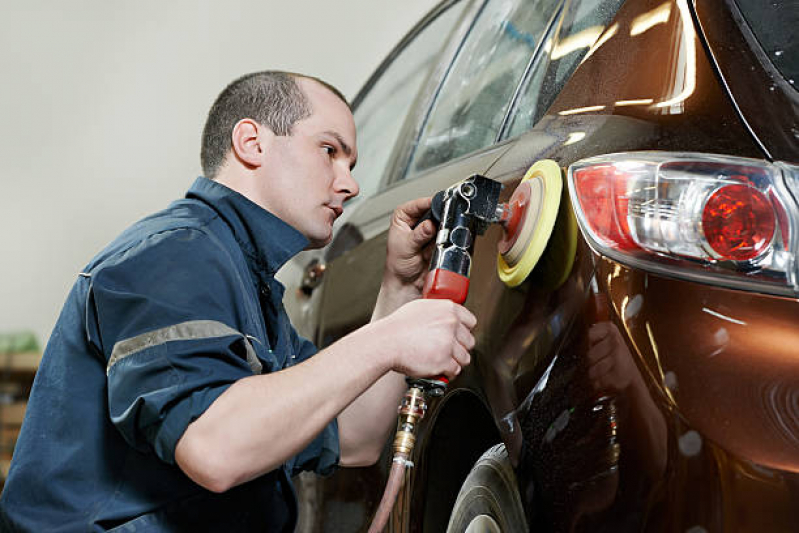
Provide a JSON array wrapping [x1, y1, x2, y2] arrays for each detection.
[[281, 0, 799, 531]]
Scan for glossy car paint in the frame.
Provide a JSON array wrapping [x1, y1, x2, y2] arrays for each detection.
[[693, 0, 799, 161], [287, 0, 799, 531]]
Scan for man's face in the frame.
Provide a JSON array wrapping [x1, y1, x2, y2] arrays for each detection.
[[257, 78, 359, 249]]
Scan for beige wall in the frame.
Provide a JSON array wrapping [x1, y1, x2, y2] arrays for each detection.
[[0, 0, 438, 346]]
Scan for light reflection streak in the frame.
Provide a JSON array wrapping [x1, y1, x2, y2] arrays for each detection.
[[552, 25, 604, 60], [621, 295, 629, 323], [564, 132, 586, 145], [762, 380, 799, 451], [630, 2, 672, 36], [616, 294, 671, 409], [702, 307, 747, 326], [655, 0, 696, 109], [559, 105, 606, 116], [646, 321, 676, 405], [615, 98, 654, 107], [582, 23, 619, 63]]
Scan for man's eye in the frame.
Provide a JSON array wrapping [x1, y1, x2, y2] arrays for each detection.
[[323, 145, 336, 156]]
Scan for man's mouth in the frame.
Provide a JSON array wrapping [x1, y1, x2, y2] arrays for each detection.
[[328, 206, 343, 219]]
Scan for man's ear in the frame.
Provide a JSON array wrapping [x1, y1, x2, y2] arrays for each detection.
[[230, 118, 266, 168]]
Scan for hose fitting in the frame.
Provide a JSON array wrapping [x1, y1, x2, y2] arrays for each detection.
[[368, 385, 430, 533], [393, 385, 427, 456]]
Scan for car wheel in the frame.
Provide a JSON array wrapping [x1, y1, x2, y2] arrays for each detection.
[[446, 443, 529, 533]]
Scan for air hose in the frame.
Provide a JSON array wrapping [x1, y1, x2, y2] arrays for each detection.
[[368, 384, 429, 533]]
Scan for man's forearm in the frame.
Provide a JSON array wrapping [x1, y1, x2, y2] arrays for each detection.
[[371, 273, 422, 321], [176, 290, 472, 492], [337, 278, 424, 465], [336, 370, 408, 466], [175, 324, 393, 492]]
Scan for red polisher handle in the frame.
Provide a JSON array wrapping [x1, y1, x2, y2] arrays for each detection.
[[422, 268, 470, 304], [421, 268, 471, 385]]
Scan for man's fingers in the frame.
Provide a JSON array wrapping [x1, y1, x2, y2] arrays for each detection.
[[586, 335, 614, 363], [412, 220, 436, 248], [452, 339, 472, 366], [588, 322, 613, 344], [588, 356, 614, 381], [456, 305, 477, 330], [456, 324, 475, 352], [422, 244, 434, 264], [396, 196, 433, 226], [448, 356, 463, 380]]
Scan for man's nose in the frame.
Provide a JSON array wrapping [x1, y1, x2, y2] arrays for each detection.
[[336, 165, 360, 199]]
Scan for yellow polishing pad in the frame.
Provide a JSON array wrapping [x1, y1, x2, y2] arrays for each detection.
[[497, 159, 563, 287]]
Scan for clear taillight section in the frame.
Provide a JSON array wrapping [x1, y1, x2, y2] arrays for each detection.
[[568, 152, 799, 296]]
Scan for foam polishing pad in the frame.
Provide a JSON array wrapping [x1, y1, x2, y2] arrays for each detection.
[[497, 160, 563, 287]]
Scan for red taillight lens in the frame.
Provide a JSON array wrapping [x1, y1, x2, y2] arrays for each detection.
[[702, 184, 775, 261], [568, 153, 798, 296], [573, 165, 636, 250]]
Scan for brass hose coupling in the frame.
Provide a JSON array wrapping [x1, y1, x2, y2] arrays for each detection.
[[393, 385, 428, 457]]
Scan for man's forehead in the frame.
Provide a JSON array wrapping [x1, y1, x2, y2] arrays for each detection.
[[299, 78, 351, 118], [298, 79, 357, 148]]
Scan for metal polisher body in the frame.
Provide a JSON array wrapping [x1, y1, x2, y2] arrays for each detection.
[[422, 174, 504, 304]]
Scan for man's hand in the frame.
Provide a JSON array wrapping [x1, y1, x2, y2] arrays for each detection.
[[384, 196, 436, 292], [337, 296, 476, 466], [379, 298, 476, 380], [372, 197, 437, 323], [586, 321, 639, 395]]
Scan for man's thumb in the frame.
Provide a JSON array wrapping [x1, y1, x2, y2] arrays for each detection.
[[414, 221, 436, 246]]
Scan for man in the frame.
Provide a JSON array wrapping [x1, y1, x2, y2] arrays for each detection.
[[0, 71, 476, 531]]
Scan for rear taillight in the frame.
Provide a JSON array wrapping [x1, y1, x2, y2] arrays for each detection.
[[701, 183, 774, 261], [568, 153, 799, 296]]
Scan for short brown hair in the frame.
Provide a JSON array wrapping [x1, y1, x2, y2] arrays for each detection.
[[200, 71, 349, 179]]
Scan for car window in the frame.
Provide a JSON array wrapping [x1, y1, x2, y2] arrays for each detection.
[[505, 0, 625, 138], [351, 1, 468, 199], [733, 0, 798, 87], [404, 0, 564, 179]]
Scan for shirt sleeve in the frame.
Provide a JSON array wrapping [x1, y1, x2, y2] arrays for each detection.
[[88, 227, 258, 465]]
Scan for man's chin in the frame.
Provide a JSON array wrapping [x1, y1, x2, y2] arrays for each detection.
[[305, 232, 333, 250]]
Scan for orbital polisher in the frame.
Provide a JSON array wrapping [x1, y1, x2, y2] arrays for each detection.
[[368, 160, 564, 533]]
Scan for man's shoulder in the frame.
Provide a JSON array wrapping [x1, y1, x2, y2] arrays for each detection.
[[85, 198, 236, 276]]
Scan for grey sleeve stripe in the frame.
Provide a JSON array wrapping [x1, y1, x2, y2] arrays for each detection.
[[107, 319, 262, 375]]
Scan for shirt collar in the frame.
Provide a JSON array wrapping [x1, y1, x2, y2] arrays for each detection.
[[185, 177, 309, 280]]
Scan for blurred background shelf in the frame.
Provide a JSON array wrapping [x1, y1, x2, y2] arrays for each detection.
[[0, 332, 41, 492], [0, 351, 41, 373]]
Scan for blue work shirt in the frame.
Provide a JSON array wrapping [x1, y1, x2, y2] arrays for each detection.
[[0, 177, 339, 532]]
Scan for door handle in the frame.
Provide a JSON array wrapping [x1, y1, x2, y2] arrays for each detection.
[[299, 259, 327, 296]]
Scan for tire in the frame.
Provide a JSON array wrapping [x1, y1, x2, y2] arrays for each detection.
[[446, 443, 529, 533]]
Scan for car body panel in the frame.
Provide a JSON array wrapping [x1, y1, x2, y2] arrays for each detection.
[[288, 0, 799, 530], [693, 0, 799, 161]]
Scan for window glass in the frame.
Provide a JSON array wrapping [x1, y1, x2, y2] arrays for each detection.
[[351, 1, 467, 198], [506, 0, 625, 137], [405, 0, 563, 178], [733, 0, 798, 86]]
